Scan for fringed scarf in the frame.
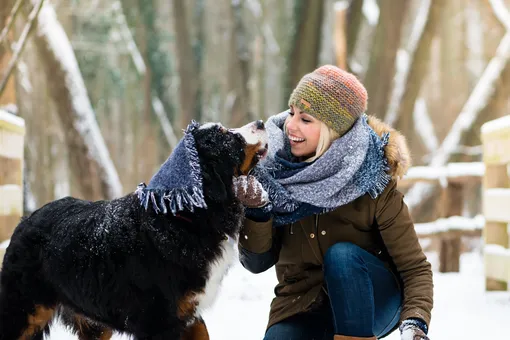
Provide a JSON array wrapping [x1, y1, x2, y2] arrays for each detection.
[[135, 121, 207, 214], [246, 111, 391, 227]]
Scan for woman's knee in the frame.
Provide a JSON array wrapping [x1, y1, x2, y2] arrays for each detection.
[[323, 242, 366, 272]]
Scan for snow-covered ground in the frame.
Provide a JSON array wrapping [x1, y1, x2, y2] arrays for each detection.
[[48, 251, 510, 339]]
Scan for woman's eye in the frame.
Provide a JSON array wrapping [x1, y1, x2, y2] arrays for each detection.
[[302, 119, 311, 123], [289, 111, 294, 116]]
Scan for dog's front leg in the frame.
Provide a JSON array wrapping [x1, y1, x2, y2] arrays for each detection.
[[180, 317, 209, 340]]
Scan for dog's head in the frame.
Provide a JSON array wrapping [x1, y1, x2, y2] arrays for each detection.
[[192, 120, 268, 202]]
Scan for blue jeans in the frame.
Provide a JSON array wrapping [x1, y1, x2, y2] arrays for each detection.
[[264, 242, 402, 339]]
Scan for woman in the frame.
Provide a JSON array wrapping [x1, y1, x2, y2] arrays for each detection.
[[234, 65, 433, 340]]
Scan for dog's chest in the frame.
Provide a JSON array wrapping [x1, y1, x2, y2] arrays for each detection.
[[195, 235, 238, 316]]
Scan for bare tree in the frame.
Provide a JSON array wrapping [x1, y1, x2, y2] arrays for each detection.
[[172, 0, 199, 130], [283, 0, 325, 104], [31, 2, 122, 200], [363, 0, 408, 118]]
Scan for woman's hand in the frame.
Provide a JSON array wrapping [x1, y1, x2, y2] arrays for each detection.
[[233, 175, 269, 208], [399, 319, 429, 340]]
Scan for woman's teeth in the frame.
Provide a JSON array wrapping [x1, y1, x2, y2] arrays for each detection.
[[289, 135, 305, 142]]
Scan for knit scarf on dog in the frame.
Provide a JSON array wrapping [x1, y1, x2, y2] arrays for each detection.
[[246, 111, 391, 227], [135, 121, 207, 214]]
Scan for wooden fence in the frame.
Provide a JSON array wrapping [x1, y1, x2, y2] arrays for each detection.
[[481, 115, 510, 291], [399, 162, 485, 273], [0, 109, 25, 267]]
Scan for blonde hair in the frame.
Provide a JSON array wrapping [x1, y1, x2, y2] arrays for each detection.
[[284, 120, 340, 163]]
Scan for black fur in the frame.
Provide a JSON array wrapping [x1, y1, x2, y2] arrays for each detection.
[[0, 124, 256, 339]]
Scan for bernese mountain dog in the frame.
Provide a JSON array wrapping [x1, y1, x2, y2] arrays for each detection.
[[0, 120, 268, 340]]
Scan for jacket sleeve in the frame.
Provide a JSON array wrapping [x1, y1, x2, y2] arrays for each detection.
[[238, 217, 281, 274], [375, 180, 434, 327]]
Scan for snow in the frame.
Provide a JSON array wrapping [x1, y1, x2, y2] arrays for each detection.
[[413, 98, 438, 154], [384, 0, 431, 126], [362, 0, 379, 26], [0, 109, 25, 129], [404, 162, 485, 182], [485, 244, 510, 256], [46, 251, 510, 339], [481, 115, 510, 136], [414, 215, 484, 236], [405, 30, 510, 210], [35, 2, 122, 199], [489, 0, 510, 31]]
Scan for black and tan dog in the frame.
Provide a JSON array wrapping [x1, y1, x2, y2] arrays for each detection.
[[0, 120, 268, 340]]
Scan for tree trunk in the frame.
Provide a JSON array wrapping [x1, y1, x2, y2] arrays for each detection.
[[346, 0, 364, 64], [172, 0, 198, 130], [394, 0, 445, 142], [283, 0, 324, 104], [31, 3, 122, 200], [363, 0, 408, 118], [0, 0, 18, 105], [227, 0, 252, 126]]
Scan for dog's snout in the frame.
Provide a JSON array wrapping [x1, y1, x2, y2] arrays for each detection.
[[255, 120, 265, 130]]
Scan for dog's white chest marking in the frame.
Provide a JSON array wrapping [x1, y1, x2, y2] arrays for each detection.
[[195, 235, 237, 316]]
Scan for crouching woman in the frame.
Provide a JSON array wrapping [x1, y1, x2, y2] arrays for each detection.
[[234, 65, 433, 340]]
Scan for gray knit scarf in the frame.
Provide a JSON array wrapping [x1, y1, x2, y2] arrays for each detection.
[[246, 110, 391, 226]]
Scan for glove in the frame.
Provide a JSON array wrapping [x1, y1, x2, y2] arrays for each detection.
[[232, 175, 269, 208], [399, 319, 429, 340]]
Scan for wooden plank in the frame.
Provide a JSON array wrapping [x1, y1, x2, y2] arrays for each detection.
[[0, 215, 19, 242], [0, 240, 9, 271], [0, 128, 24, 159], [484, 245, 510, 287], [0, 184, 23, 217], [0, 155, 22, 185], [414, 215, 484, 237], [483, 188, 510, 223], [481, 115, 510, 165], [0, 109, 25, 134], [399, 162, 484, 187]]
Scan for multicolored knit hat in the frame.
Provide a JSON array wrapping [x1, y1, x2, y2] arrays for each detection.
[[288, 65, 368, 136]]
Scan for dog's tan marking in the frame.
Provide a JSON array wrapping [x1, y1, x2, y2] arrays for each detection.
[[181, 318, 210, 340], [20, 305, 54, 339], [239, 143, 261, 175], [177, 291, 199, 320], [71, 313, 113, 340]]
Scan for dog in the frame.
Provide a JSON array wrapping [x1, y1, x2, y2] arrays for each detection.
[[0, 120, 268, 340]]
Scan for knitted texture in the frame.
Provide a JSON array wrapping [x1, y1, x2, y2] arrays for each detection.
[[135, 121, 207, 214], [288, 65, 368, 136], [245, 110, 391, 227]]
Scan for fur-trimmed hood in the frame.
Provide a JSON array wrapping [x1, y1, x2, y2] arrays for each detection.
[[367, 115, 411, 180]]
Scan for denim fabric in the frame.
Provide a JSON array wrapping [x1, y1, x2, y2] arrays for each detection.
[[264, 242, 401, 339]]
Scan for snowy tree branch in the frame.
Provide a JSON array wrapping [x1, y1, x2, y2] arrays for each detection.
[[405, 31, 510, 209], [384, 0, 431, 126], [489, 0, 510, 31], [33, 1, 123, 199], [0, 0, 44, 97], [0, 0, 24, 48]]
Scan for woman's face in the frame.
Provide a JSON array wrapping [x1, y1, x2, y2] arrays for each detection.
[[285, 105, 321, 158]]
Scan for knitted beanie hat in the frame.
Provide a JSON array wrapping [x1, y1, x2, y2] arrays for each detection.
[[288, 65, 368, 136]]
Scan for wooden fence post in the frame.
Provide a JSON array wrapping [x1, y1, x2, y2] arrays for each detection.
[[0, 109, 25, 267], [438, 181, 463, 272], [481, 116, 510, 291]]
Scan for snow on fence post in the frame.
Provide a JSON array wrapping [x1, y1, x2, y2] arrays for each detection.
[[0, 109, 25, 268], [481, 115, 510, 291]]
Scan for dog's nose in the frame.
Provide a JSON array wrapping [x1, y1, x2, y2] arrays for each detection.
[[255, 120, 265, 130]]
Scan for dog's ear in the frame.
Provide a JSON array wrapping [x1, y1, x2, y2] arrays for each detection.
[[202, 167, 228, 202]]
